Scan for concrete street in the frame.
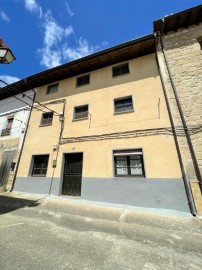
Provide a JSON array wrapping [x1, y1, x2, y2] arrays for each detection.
[[0, 192, 202, 270]]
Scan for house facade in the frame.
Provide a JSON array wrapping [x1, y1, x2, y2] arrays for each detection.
[[11, 35, 190, 213], [0, 90, 34, 191], [1, 5, 200, 215]]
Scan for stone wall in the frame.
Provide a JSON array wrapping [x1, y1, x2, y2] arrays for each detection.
[[157, 23, 202, 213]]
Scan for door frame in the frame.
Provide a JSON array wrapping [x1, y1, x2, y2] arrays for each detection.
[[59, 151, 84, 196]]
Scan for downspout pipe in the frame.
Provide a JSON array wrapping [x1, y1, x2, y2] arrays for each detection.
[[157, 28, 202, 194], [11, 80, 36, 191], [154, 34, 197, 216], [48, 99, 66, 195]]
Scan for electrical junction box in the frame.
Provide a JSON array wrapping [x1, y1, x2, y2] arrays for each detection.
[[53, 144, 58, 151], [52, 159, 57, 168]]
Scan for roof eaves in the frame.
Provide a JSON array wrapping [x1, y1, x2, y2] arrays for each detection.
[[153, 4, 202, 33]]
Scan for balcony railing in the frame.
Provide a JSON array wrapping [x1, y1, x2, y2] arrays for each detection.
[[1, 128, 11, 136]]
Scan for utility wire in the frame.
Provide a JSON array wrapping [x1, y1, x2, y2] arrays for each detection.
[[0, 79, 60, 116], [23, 79, 60, 116], [0, 84, 47, 114]]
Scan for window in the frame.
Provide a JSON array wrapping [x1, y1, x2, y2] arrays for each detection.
[[114, 149, 145, 177], [74, 105, 88, 120], [197, 37, 202, 50], [31, 155, 49, 176], [1, 117, 14, 136], [76, 74, 90, 87], [40, 112, 53, 126], [114, 96, 133, 113], [112, 63, 129, 77], [46, 84, 58, 95]]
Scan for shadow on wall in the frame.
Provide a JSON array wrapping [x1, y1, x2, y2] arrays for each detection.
[[36, 54, 160, 103], [0, 194, 40, 215]]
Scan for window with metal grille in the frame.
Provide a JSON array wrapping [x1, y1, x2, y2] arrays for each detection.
[[74, 105, 88, 120], [114, 96, 133, 113], [112, 63, 129, 77], [46, 84, 58, 94], [114, 149, 145, 177], [31, 155, 49, 176], [40, 112, 53, 126], [76, 74, 90, 87], [1, 117, 14, 136]]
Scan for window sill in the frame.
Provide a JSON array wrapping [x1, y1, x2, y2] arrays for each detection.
[[113, 176, 145, 180], [114, 175, 145, 177], [39, 123, 52, 127], [1, 134, 10, 137], [31, 175, 47, 177], [112, 72, 130, 79], [72, 117, 88, 122], [45, 92, 58, 96], [75, 83, 90, 89], [114, 109, 134, 115]]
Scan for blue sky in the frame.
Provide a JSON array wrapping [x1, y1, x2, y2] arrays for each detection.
[[0, 0, 201, 85]]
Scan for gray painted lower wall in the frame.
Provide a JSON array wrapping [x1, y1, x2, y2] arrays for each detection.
[[14, 177, 61, 196], [81, 177, 190, 212], [14, 176, 189, 212]]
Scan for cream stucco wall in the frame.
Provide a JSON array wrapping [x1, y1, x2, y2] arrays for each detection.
[[17, 54, 181, 179]]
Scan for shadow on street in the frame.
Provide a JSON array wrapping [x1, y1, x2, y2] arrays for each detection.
[[0, 194, 40, 215]]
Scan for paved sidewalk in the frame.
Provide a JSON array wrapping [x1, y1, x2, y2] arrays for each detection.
[[0, 191, 202, 270], [0, 191, 201, 231]]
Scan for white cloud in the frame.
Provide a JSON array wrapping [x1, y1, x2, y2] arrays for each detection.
[[0, 11, 10, 22], [0, 75, 20, 86], [102, 41, 109, 47], [23, 0, 106, 69], [37, 11, 74, 68], [65, 2, 74, 17], [43, 11, 73, 48], [38, 47, 62, 69], [24, 0, 42, 17], [62, 38, 97, 61]]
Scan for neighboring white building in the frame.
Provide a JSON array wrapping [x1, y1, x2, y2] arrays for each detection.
[[0, 90, 34, 191]]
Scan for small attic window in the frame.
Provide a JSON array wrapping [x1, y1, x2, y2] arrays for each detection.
[[197, 37, 202, 50]]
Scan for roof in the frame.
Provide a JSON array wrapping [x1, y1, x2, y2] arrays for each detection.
[[154, 5, 202, 34], [0, 34, 155, 100]]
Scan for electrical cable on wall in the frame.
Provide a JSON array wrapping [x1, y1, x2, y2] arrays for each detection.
[[0, 79, 60, 116]]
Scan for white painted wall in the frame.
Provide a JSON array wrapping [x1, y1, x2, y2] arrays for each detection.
[[0, 90, 34, 141], [0, 90, 34, 114]]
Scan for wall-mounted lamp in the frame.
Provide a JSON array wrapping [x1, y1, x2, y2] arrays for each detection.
[[0, 38, 16, 64]]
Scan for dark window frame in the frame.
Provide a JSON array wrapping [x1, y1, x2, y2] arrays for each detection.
[[46, 84, 58, 95], [114, 96, 133, 113], [31, 155, 49, 177], [40, 112, 53, 126], [1, 116, 14, 136], [73, 104, 89, 120], [112, 63, 129, 77], [113, 149, 145, 178], [76, 74, 90, 87]]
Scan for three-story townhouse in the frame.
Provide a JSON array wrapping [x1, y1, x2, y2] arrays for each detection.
[[11, 35, 190, 213], [1, 5, 201, 215]]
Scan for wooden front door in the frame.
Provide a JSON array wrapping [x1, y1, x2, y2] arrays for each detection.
[[62, 153, 83, 196]]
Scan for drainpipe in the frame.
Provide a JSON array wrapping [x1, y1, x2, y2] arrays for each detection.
[[11, 81, 36, 191], [157, 30, 202, 195], [154, 34, 197, 216], [48, 99, 66, 195]]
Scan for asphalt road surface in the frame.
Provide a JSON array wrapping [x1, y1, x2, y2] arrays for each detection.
[[0, 192, 202, 270]]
